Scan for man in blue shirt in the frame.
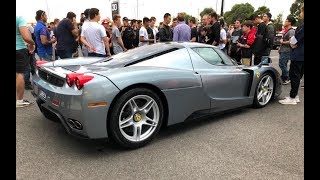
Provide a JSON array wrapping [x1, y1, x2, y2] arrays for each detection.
[[173, 13, 191, 42], [34, 10, 56, 61], [16, 16, 35, 107]]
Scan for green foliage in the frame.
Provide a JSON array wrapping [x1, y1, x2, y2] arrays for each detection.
[[289, 0, 304, 26], [224, 3, 255, 25], [184, 13, 192, 24], [273, 14, 283, 32], [200, 8, 216, 18], [253, 6, 270, 16]]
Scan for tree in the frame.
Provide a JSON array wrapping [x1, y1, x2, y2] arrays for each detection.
[[289, 0, 304, 26], [253, 6, 270, 16], [273, 14, 283, 32], [224, 3, 255, 25], [184, 13, 192, 24], [200, 8, 216, 18]]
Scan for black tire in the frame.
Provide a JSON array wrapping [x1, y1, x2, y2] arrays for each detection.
[[253, 73, 275, 108], [109, 88, 164, 149]]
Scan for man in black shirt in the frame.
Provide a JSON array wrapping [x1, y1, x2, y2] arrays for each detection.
[[158, 13, 173, 42], [208, 12, 220, 46], [252, 14, 267, 65], [55, 12, 79, 59], [133, 20, 142, 47], [121, 17, 135, 49], [189, 17, 198, 42], [229, 19, 243, 63]]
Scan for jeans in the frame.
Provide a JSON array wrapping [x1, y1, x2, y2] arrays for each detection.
[[39, 53, 53, 61], [289, 61, 304, 98], [57, 49, 73, 59], [279, 52, 290, 81], [113, 46, 123, 54]]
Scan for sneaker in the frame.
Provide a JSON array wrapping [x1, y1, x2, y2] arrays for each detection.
[[282, 80, 291, 85], [16, 100, 33, 108], [295, 96, 300, 103], [279, 97, 297, 105]]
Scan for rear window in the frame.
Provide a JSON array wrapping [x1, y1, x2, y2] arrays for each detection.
[[92, 43, 183, 68]]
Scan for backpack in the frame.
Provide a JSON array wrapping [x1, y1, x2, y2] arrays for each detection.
[[263, 23, 276, 48]]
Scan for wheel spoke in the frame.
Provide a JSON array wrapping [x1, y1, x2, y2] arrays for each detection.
[[144, 116, 158, 127], [129, 99, 139, 112], [257, 91, 264, 100], [120, 116, 133, 128], [133, 125, 142, 141], [264, 77, 271, 86], [262, 94, 267, 103], [142, 99, 154, 113]]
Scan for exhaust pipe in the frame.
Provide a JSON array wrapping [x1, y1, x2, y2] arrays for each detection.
[[67, 119, 76, 128], [74, 120, 83, 130]]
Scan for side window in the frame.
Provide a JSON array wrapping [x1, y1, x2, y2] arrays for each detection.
[[133, 48, 193, 70], [192, 47, 224, 65], [214, 48, 236, 65]]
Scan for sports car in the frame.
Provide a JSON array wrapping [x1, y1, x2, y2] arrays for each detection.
[[32, 42, 282, 149]]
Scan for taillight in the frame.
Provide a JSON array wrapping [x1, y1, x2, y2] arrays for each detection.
[[66, 73, 84, 87], [36, 60, 48, 67], [74, 75, 94, 90]]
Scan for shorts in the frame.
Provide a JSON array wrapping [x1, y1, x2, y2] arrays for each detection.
[[113, 46, 123, 55], [241, 58, 251, 66], [16, 48, 29, 73]]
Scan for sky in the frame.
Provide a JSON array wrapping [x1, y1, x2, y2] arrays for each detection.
[[16, 0, 295, 23]]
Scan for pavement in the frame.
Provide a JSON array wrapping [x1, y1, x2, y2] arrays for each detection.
[[16, 50, 304, 179]]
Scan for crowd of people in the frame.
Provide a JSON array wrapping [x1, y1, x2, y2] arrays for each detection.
[[16, 4, 304, 107]]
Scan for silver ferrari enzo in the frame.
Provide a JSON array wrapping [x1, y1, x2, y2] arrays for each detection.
[[32, 42, 282, 149]]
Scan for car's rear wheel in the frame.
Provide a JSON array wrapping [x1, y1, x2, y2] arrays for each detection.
[[253, 73, 275, 108], [109, 88, 163, 149]]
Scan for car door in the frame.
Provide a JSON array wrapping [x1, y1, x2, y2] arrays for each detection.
[[189, 47, 251, 112]]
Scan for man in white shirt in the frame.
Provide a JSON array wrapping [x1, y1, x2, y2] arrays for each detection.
[[150, 16, 159, 42], [218, 19, 227, 53], [80, 8, 111, 57], [139, 17, 155, 46]]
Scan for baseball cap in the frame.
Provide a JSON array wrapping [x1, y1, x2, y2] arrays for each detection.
[[101, 18, 110, 24], [122, 17, 129, 21]]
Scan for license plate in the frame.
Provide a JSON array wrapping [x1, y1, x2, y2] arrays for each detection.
[[39, 89, 47, 102]]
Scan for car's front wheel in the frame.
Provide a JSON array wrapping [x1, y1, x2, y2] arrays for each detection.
[[253, 73, 275, 108], [109, 88, 163, 149]]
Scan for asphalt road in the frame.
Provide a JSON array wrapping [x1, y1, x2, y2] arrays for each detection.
[[16, 50, 304, 179]]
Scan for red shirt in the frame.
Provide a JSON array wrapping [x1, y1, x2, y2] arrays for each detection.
[[243, 29, 255, 46]]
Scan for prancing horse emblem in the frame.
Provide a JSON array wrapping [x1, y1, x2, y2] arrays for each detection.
[[134, 113, 142, 122]]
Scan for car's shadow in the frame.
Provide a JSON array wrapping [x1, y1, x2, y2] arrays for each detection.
[[46, 107, 251, 155]]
